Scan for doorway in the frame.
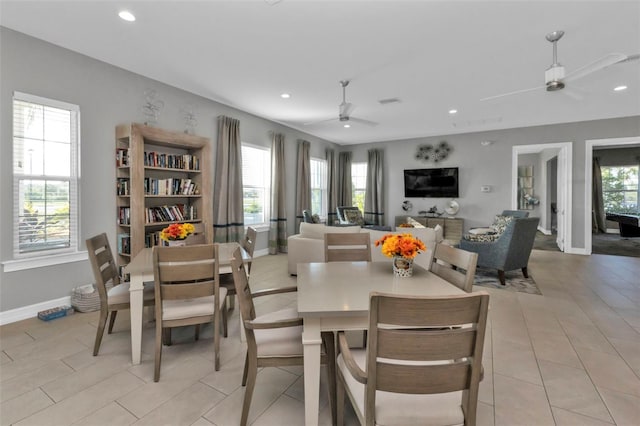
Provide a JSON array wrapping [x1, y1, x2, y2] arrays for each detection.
[[512, 142, 573, 252], [585, 136, 640, 255]]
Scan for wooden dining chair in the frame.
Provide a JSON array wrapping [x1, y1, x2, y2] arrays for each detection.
[[430, 243, 479, 293], [229, 247, 337, 426], [183, 222, 207, 245], [86, 233, 155, 356], [336, 291, 490, 426], [152, 244, 227, 381], [220, 226, 256, 312], [324, 232, 372, 262]]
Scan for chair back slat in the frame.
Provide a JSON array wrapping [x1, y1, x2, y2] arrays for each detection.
[[376, 362, 471, 394], [377, 328, 477, 361], [376, 293, 484, 326], [324, 233, 371, 262], [430, 244, 478, 292], [184, 222, 207, 245]]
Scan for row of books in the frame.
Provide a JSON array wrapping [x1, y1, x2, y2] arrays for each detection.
[[144, 178, 198, 196], [144, 152, 200, 170], [118, 207, 130, 225], [116, 148, 130, 167], [117, 233, 131, 255], [145, 204, 196, 223], [117, 178, 130, 196]]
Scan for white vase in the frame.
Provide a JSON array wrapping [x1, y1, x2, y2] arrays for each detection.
[[166, 240, 186, 247], [392, 256, 413, 278]]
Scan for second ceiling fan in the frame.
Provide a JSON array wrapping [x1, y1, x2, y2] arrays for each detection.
[[481, 30, 639, 101], [305, 80, 378, 127]]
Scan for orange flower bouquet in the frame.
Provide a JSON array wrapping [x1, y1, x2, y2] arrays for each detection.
[[160, 223, 195, 242], [375, 233, 426, 259]]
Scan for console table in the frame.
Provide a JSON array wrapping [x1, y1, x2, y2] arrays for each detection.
[[395, 215, 464, 242], [606, 213, 640, 237]]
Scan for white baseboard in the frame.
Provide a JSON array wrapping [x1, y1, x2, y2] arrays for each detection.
[[565, 246, 590, 255], [0, 296, 72, 326], [537, 226, 552, 235], [605, 229, 620, 234], [253, 248, 269, 258]]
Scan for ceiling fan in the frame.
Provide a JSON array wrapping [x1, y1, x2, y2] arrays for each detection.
[[304, 80, 378, 127], [481, 30, 639, 101]]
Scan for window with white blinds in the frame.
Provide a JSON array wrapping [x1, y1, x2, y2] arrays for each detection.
[[241, 144, 271, 226], [12, 92, 80, 258]]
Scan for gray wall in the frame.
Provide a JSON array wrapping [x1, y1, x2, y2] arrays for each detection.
[[0, 28, 337, 311], [345, 116, 640, 249], [2, 27, 640, 313]]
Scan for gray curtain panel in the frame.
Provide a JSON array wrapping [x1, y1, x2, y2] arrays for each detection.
[[592, 157, 607, 233], [364, 148, 385, 226], [269, 133, 288, 254], [337, 151, 352, 207], [213, 115, 244, 242], [326, 148, 338, 226], [295, 140, 311, 233]]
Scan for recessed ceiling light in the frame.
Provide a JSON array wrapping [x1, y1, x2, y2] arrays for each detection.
[[614, 85, 628, 92], [118, 11, 136, 22], [280, 93, 290, 99], [343, 124, 351, 128], [480, 141, 493, 146], [448, 109, 458, 115]]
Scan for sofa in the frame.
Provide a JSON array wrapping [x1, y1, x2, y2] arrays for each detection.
[[287, 222, 443, 275]]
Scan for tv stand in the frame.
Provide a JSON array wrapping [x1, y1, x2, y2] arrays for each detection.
[[395, 215, 463, 243]]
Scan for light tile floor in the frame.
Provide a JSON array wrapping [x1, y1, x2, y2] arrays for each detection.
[[1, 250, 639, 425]]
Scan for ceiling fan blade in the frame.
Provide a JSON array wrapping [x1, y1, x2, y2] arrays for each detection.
[[347, 117, 378, 127], [564, 53, 627, 82], [562, 87, 584, 101], [303, 117, 336, 126], [620, 53, 640, 63], [480, 85, 543, 102]]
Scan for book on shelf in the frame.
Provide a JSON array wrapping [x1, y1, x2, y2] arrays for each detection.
[[144, 151, 200, 171], [143, 177, 199, 196], [144, 204, 197, 224], [116, 148, 130, 167], [117, 233, 131, 255], [117, 178, 130, 196], [118, 207, 130, 225]]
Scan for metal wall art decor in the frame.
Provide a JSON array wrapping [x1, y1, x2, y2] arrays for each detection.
[[415, 140, 452, 163], [181, 104, 198, 134], [142, 89, 164, 126]]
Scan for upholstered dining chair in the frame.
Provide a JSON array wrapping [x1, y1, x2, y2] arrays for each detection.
[[229, 247, 337, 426], [152, 244, 227, 381], [86, 233, 155, 356], [430, 243, 479, 293], [220, 226, 257, 314], [336, 291, 490, 426], [324, 232, 372, 262]]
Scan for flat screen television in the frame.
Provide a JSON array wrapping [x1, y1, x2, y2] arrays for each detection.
[[404, 167, 459, 198]]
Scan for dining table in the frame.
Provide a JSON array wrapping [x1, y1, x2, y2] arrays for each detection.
[[124, 242, 250, 365], [296, 261, 467, 426]]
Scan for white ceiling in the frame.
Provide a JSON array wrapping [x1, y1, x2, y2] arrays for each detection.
[[1, 0, 639, 145]]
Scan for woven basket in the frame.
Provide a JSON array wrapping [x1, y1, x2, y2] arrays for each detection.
[[70, 284, 103, 313]]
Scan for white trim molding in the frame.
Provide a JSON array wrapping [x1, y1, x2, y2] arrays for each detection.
[[2, 251, 88, 272], [0, 296, 71, 325]]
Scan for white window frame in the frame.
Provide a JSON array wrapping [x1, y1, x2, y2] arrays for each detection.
[[351, 162, 367, 212], [3, 92, 83, 272], [241, 143, 271, 229], [310, 157, 328, 220]]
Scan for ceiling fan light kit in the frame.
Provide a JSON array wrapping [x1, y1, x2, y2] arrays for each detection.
[[304, 80, 378, 127]]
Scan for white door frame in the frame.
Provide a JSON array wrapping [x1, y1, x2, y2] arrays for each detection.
[[584, 136, 640, 255], [512, 142, 573, 253]]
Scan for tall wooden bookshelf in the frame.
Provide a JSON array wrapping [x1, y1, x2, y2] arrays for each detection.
[[115, 123, 212, 268]]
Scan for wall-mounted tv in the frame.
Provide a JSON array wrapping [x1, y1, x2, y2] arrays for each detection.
[[404, 167, 459, 198]]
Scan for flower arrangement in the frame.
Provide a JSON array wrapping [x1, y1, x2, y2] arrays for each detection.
[[160, 223, 195, 242], [375, 233, 426, 259], [398, 223, 414, 228]]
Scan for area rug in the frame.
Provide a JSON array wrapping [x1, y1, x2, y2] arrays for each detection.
[[473, 267, 542, 295]]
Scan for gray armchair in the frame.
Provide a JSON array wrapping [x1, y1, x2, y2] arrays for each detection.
[[459, 217, 539, 285], [501, 210, 530, 218]]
